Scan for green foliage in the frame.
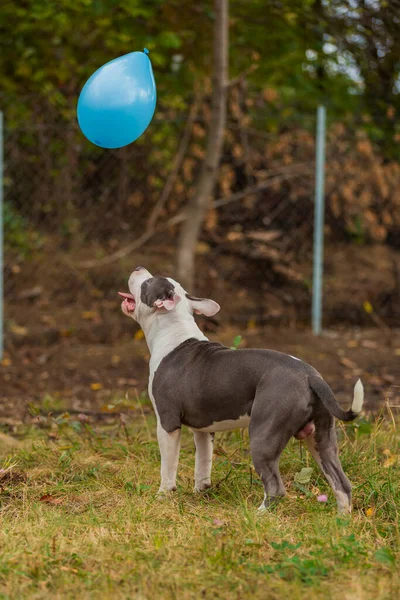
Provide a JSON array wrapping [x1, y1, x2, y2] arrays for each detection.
[[3, 202, 42, 256], [1, 0, 399, 157], [230, 335, 242, 350]]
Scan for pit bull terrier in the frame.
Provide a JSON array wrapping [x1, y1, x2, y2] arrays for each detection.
[[119, 267, 364, 514]]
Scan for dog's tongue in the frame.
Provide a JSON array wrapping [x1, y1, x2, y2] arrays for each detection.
[[118, 292, 135, 300]]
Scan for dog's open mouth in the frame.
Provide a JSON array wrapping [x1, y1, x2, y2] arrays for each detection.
[[118, 292, 135, 313]]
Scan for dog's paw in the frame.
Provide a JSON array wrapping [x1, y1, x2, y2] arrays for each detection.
[[157, 485, 177, 496], [194, 481, 211, 493]]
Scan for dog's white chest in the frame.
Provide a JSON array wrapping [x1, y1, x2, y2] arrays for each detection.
[[194, 414, 251, 433]]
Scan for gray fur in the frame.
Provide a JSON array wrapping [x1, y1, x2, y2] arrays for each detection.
[[140, 277, 175, 307]]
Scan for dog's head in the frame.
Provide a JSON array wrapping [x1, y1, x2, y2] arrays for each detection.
[[118, 267, 220, 329]]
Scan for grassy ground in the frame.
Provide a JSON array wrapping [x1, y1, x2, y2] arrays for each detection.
[[0, 401, 398, 600]]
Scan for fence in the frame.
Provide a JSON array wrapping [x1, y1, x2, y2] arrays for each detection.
[[1, 102, 399, 357]]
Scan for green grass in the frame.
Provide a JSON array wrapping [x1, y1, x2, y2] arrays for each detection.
[[0, 405, 398, 600]]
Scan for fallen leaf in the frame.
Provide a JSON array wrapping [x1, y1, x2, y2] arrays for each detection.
[[368, 376, 384, 387], [340, 357, 358, 370], [294, 467, 313, 485], [111, 355, 121, 366], [101, 404, 118, 413], [383, 456, 397, 468], [394, 349, 400, 356], [0, 358, 11, 367], [59, 329, 72, 338], [226, 231, 244, 242], [363, 301, 373, 314], [117, 378, 138, 386], [9, 324, 28, 336], [247, 230, 282, 243], [382, 449, 392, 456], [134, 330, 145, 341], [366, 507, 375, 517], [247, 319, 257, 331], [346, 340, 359, 348], [360, 340, 378, 349], [196, 242, 211, 255], [81, 311, 100, 321], [17, 286, 42, 300], [90, 383, 103, 391], [40, 495, 63, 505]]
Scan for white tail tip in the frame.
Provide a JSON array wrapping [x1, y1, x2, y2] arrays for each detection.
[[351, 379, 364, 414]]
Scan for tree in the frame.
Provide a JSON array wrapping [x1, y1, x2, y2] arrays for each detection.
[[176, 0, 228, 290], [323, 0, 400, 158]]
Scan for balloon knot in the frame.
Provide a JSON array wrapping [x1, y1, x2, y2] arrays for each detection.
[[144, 48, 149, 55]]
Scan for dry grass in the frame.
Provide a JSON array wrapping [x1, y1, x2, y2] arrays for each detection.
[[0, 403, 398, 600]]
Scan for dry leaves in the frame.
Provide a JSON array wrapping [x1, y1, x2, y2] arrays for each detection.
[[340, 357, 358, 370], [39, 495, 63, 506], [90, 383, 103, 391], [382, 450, 397, 468], [117, 378, 138, 386]]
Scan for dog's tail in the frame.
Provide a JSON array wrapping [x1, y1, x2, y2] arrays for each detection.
[[309, 376, 364, 422]]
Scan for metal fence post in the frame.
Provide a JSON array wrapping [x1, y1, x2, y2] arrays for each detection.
[[312, 105, 326, 336], [0, 112, 3, 359]]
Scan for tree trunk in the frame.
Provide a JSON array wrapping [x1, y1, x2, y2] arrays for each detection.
[[176, 0, 228, 291]]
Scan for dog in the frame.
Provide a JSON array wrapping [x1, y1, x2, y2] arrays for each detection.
[[119, 267, 364, 514]]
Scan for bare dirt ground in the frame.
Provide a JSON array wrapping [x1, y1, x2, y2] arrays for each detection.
[[1, 319, 399, 423], [2, 239, 399, 423]]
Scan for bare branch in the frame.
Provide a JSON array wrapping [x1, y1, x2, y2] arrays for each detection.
[[76, 164, 309, 269], [228, 64, 258, 88], [213, 167, 311, 209], [147, 89, 202, 230]]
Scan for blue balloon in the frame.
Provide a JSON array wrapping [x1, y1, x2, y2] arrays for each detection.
[[77, 49, 156, 149]]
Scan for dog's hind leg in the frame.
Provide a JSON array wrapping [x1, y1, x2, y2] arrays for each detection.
[[249, 415, 291, 510], [193, 431, 214, 492], [304, 421, 352, 514], [157, 422, 181, 493], [249, 380, 313, 511]]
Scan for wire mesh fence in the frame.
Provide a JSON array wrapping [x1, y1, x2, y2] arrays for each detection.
[[2, 101, 400, 344]]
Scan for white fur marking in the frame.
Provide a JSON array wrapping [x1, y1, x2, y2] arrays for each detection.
[[258, 493, 267, 511], [157, 424, 181, 492], [195, 414, 251, 433], [193, 431, 213, 491], [351, 379, 364, 414]]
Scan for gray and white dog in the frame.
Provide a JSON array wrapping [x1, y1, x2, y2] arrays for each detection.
[[119, 267, 364, 514]]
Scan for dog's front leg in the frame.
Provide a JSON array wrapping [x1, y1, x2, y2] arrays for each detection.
[[193, 431, 214, 492], [157, 422, 181, 493]]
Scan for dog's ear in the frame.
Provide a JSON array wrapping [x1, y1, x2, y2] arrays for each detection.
[[186, 294, 220, 317], [154, 294, 181, 311]]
